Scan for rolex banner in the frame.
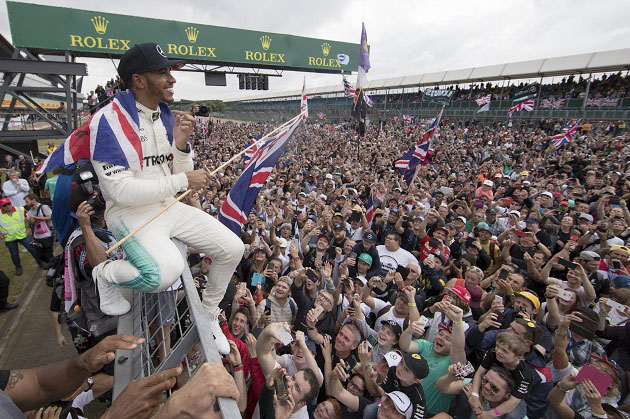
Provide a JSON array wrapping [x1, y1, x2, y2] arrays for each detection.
[[421, 89, 455, 105], [6, 2, 360, 73]]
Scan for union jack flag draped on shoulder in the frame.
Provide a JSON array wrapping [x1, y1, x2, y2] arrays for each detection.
[[475, 94, 491, 105], [36, 90, 174, 174], [551, 119, 581, 148], [507, 99, 535, 117], [395, 106, 444, 186], [219, 115, 304, 235]]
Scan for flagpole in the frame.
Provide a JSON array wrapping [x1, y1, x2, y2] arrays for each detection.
[[105, 112, 304, 255]]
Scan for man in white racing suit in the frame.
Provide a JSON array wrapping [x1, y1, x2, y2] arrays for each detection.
[[91, 43, 243, 354]]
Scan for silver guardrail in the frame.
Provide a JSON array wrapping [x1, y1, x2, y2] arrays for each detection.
[[113, 263, 241, 418]]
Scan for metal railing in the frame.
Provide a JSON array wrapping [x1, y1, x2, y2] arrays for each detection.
[[113, 262, 240, 418]]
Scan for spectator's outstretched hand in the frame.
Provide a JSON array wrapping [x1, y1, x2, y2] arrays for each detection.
[[155, 363, 239, 419], [357, 341, 373, 365], [78, 334, 145, 372], [172, 111, 196, 149], [273, 392, 295, 419], [103, 367, 181, 419], [246, 333, 257, 358], [321, 335, 332, 361]]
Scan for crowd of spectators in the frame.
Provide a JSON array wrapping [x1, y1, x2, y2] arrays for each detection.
[[370, 72, 630, 106], [87, 77, 122, 115], [2, 106, 630, 419]]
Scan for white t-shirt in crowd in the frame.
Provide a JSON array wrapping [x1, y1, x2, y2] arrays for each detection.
[[376, 245, 418, 274], [372, 298, 406, 332]]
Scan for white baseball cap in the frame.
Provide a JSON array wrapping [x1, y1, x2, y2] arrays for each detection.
[[541, 191, 553, 198], [385, 391, 412, 419], [384, 351, 403, 367], [483, 180, 494, 187], [509, 210, 521, 217]]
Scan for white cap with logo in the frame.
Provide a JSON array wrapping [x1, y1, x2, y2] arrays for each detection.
[[385, 391, 412, 419]]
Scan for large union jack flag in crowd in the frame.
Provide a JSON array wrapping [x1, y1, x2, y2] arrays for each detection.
[[219, 115, 304, 235], [507, 99, 535, 117], [242, 136, 262, 167], [475, 94, 491, 105], [395, 106, 444, 186], [36, 90, 174, 174], [551, 119, 581, 148]]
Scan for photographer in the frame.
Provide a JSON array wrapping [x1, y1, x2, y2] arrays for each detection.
[[63, 163, 123, 353], [24, 194, 54, 265]]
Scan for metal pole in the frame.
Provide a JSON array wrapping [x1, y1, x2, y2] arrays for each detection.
[[581, 73, 592, 118]]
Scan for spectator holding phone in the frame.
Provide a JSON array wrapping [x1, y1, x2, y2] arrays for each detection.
[[539, 252, 597, 305], [255, 323, 320, 419], [596, 297, 630, 371], [255, 277, 297, 328], [326, 358, 375, 418]]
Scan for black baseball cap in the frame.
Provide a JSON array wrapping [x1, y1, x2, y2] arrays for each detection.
[[401, 352, 429, 380], [380, 320, 403, 338], [363, 231, 377, 243], [118, 42, 184, 83]]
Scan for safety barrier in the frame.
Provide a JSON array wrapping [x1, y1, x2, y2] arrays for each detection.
[[113, 263, 240, 418]]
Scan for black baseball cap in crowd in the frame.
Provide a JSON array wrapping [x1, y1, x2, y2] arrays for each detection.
[[401, 352, 429, 379], [380, 320, 403, 338], [118, 42, 185, 83], [363, 231, 377, 243]]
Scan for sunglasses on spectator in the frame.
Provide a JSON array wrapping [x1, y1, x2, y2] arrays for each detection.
[[481, 375, 501, 394]]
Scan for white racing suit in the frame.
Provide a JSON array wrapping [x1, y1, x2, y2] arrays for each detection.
[[92, 101, 243, 313]]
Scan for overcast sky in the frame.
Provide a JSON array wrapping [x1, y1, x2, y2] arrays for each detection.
[[1, 0, 629, 102]]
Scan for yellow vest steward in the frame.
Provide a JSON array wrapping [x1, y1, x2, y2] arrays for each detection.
[[0, 207, 27, 241]]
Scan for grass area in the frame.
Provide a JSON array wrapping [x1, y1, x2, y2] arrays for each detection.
[[0, 242, 43, 307]]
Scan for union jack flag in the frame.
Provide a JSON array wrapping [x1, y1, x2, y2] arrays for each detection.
[[342, 72, 356, 98], [396, 106, 443, 186], [242, 136, 262, 167], [364, 193, 375, 225], [317, 112, 325, 119], [507, 99, 535, 117], [587, 97, 619, 107], [364, 92, 374, 107], [539, 98, 566, 109], [402, 115, 412, 124], [551, 119, 581, 148], [475, 94, 491, 105], [343, 72, 373, 107], [219, 115, 304, 235], [36, 90, 174, 173]]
